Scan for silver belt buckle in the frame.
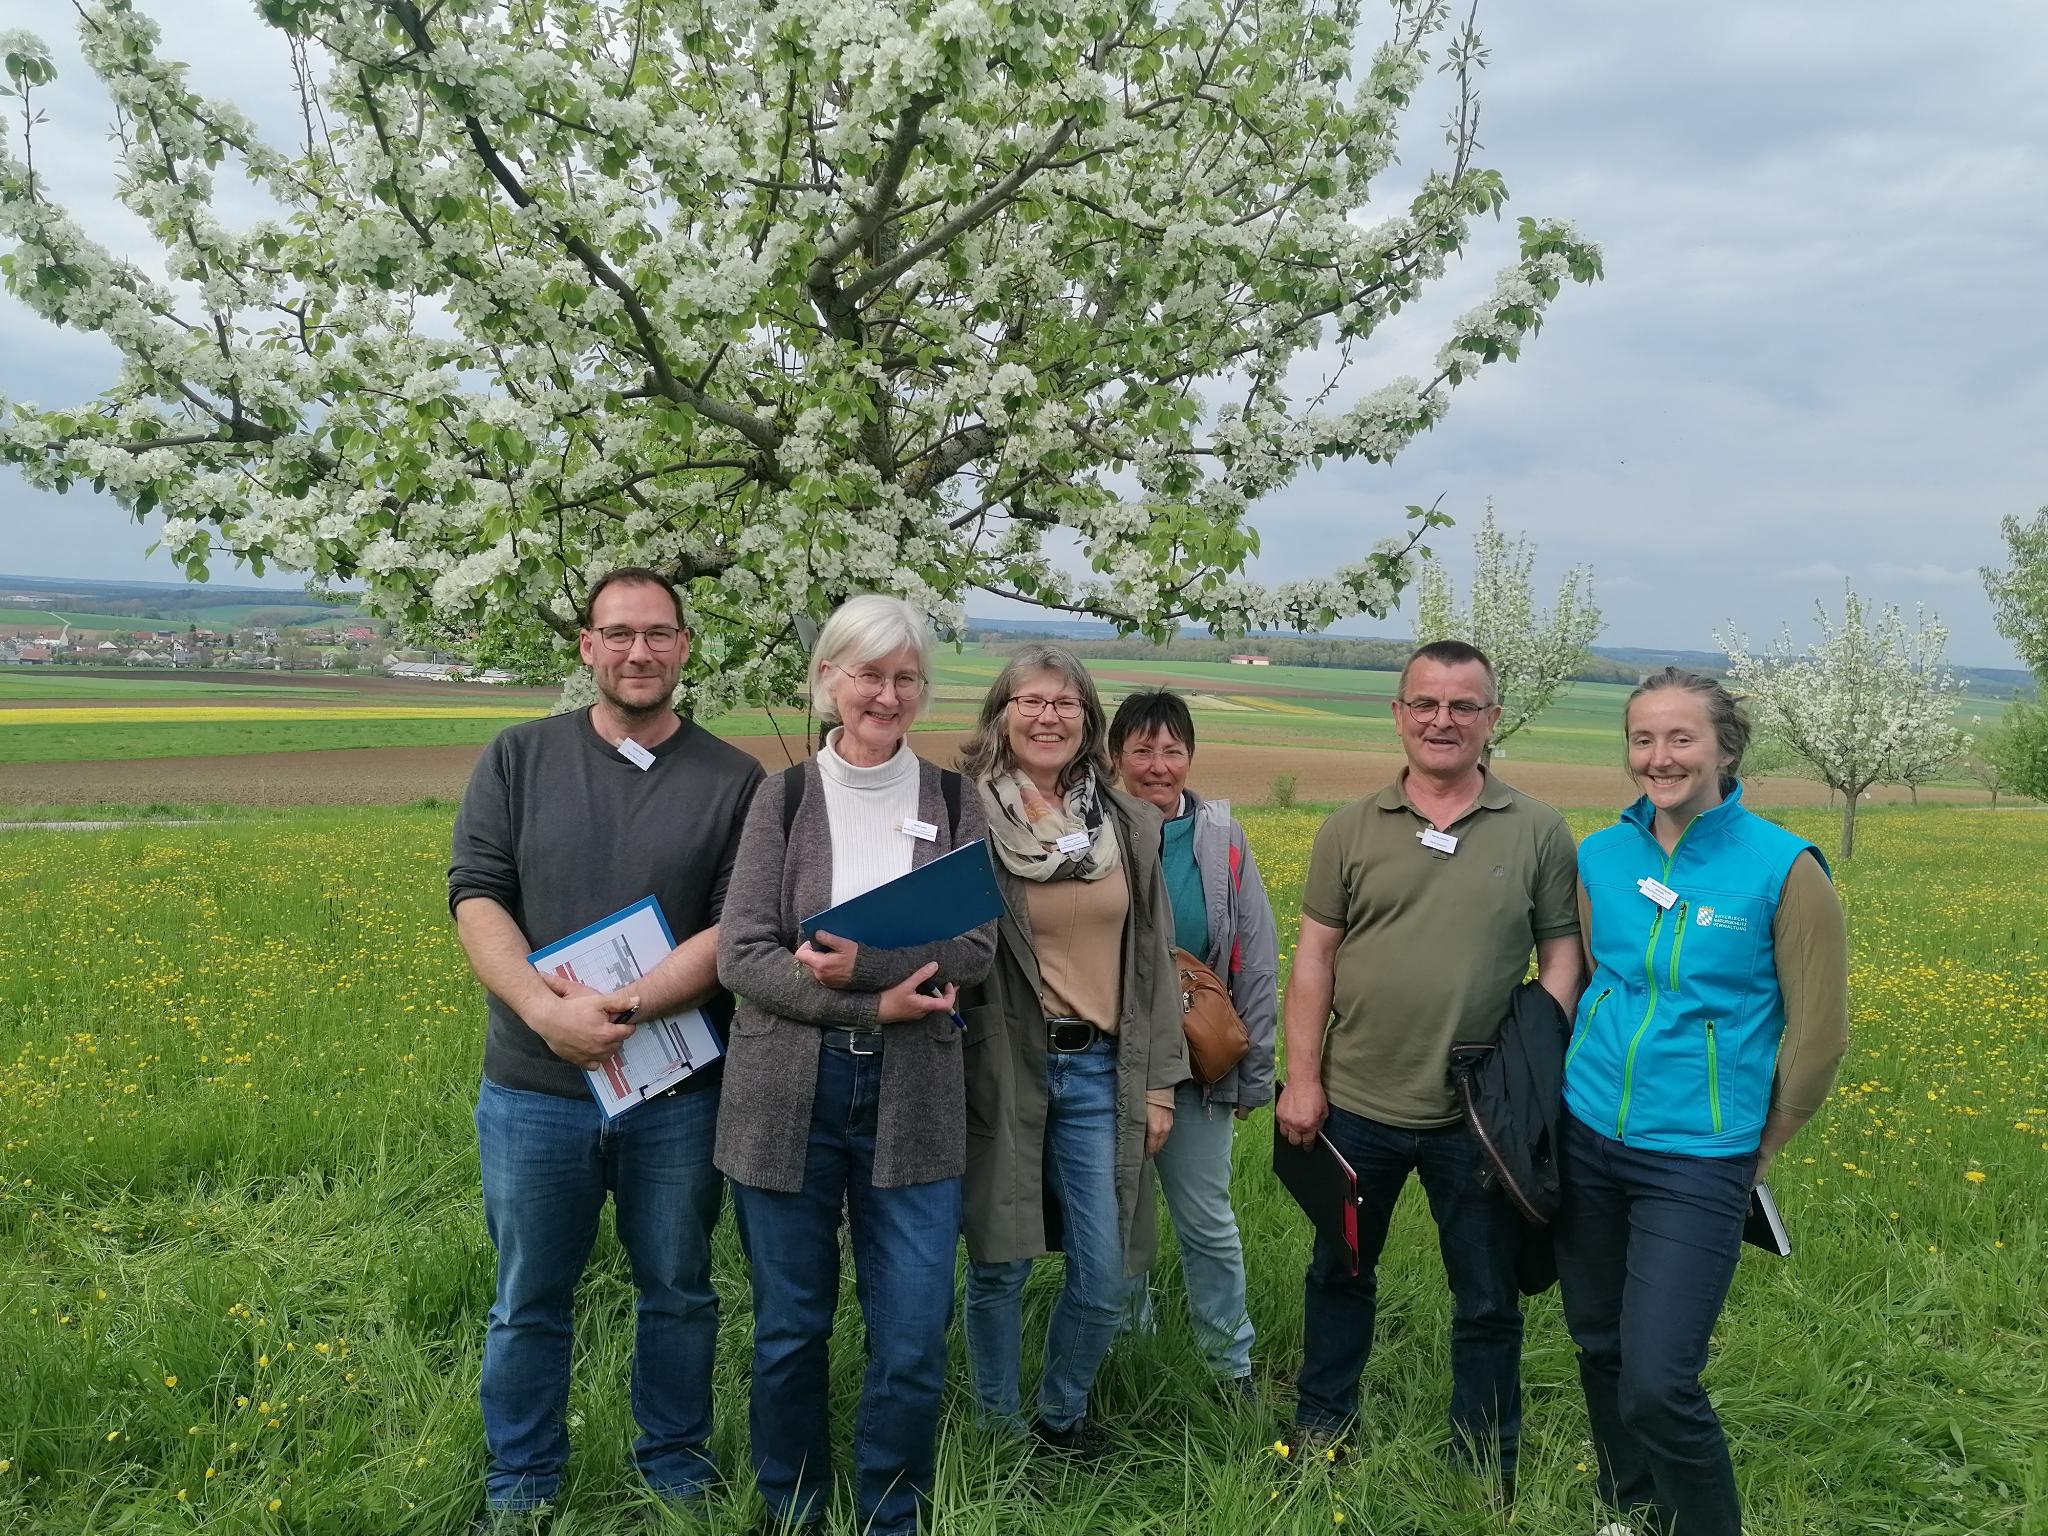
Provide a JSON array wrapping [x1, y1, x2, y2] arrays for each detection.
[[847, 1029, 880, 1057]]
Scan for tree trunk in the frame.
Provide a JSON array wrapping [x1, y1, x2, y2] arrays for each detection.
[[1839, 793, 1857, 862], [1909, 784, 1919, 807], [1992, 788, 2000, 809]]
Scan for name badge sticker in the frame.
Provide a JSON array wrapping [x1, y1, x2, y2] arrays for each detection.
[[1055, 830, 1093, 856], [901, 817, 938, 842], [617, 737, 656, 771], [1638, 877, 1678, 910], [1417, 827, 1459, 855]]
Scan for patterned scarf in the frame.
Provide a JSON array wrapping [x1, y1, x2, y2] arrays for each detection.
[[979, 767, 1122, 883]]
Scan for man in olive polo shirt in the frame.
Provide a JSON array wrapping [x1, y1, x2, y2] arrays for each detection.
[[1277, 639, 1580, 1492]]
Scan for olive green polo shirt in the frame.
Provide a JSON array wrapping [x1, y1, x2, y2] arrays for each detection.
[[1300, 770, 1579, 1128]]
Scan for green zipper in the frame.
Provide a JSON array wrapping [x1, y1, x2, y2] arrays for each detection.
[[1567, 987, 1611, 1069], [1704, 1020, 1722, 1134], [1616, 822, 1697, 1141], [1669, 902, 1689, 989]]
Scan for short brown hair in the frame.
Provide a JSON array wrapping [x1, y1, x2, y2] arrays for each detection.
[[581, 567, 685, 629], [1109, 688, 1195, 757], [957, 644, 1113, 791], [1399, 639, 1498, 702]]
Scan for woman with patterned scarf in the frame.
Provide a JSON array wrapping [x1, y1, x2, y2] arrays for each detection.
[[955, 643, 1190, 1459]]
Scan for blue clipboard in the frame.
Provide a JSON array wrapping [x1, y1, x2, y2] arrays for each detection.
[[800, 838, 1003, 949]]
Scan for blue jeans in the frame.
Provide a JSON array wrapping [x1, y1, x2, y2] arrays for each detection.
[[964, 1039, 1123, 1431], [1555, 1113, 1756, 1536], [1124, 1082, 1254, 1379], [475, 1078, 725, 1512], [729, 1040, 961, 1536], [1295, 1103, 1524, 1479]]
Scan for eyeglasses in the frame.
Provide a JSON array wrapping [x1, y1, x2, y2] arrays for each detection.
[[828, 662, 926, 700], [1121, 745, 1189, 766], [593, 625, 684, 654], [1396, 697, 1492, 722], [1009, 695, 1085, 721]]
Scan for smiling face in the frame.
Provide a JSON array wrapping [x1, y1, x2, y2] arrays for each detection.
[[1627, 686, 1731, 823], [1392, 657, 1499, 781], [578, 578, 687, 721], [825, 644, 924, 764], [1004, 667, 1086, 792], [1116, 724, 1192, 815]]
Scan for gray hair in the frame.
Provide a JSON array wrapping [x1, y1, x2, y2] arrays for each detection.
[[957, 643, 1113, 790], [1626, 667, 1751, 793], [809, 594, 935, 719]]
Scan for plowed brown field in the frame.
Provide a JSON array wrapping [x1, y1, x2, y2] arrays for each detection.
[[0, 731, 1990, 811]]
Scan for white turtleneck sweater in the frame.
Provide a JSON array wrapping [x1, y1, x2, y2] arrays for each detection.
[[818, 729, 921, 907]]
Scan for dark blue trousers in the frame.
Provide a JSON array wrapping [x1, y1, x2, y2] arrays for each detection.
[[730, 1040, 960, 1536], [1555, 1112, 1756, 1536], [1295, 1103, 1525, 1479]]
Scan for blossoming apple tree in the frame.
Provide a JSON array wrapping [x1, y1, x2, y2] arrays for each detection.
[[1413, 503, 1601, 756], [1720, 591, 1962, 861], [0, 0, 1601, 706]]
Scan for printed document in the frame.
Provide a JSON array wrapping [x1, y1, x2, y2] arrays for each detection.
[[527, 896, 721, 1119]]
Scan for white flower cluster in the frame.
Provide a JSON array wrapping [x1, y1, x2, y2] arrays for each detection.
[[0, 0, 1600, 703]]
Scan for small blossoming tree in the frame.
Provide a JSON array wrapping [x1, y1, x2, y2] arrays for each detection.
[[1980, 506, 2048, 683], [1720, 590, 1963, 860], [1412, 504, 1602, 756], [0, 0, 1599, 707]]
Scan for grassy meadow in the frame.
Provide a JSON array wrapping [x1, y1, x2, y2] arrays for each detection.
[[2, 803, 2042, 1534]]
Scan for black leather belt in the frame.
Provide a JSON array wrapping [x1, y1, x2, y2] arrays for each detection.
[[822, 1028, 883, 1056], [1045, 1017, 1102, 1053]]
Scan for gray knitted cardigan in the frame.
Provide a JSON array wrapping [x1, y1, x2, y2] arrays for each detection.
[[713, 755, 998, 1192]]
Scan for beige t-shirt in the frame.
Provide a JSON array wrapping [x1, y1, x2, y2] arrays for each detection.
[[1025, 861, 1129, 1034], [1301, 771, 1579, 1128]]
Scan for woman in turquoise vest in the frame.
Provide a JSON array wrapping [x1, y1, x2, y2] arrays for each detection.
[[1557, 669, 1848, 1536]]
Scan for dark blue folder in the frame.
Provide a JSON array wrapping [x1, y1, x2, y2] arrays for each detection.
[[799, 838, 1004, 949]]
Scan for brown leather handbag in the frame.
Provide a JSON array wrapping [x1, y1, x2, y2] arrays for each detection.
[[1172, 946, 1250, 1086]]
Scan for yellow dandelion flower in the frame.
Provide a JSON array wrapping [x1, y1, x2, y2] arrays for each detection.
[[176, 1489, 188, 1502], [268, 1499, 282, 1513], [1964, 1170, 1986, 1184], [257, 1354, 269, 1368], [0, 1459, 11, 1474], [164, 1375, 178, 1388], [204, 1466, 216, 1480], [1334, 1513, 1346, 1526], [1272, 1439, 1292, 1458], [104, 1430, 120, 1442]]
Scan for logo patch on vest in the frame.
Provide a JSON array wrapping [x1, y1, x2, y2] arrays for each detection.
[[1695, 905, 1749, 932]]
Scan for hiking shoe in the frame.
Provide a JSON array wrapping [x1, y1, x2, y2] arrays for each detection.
[[1031, 1415, 1112, 1462], [1275, 1424, 1349, 1468], [1224, 1372, 1257, 1404]]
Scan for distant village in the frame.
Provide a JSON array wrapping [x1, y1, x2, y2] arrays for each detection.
[[0, 599, 519, 683]]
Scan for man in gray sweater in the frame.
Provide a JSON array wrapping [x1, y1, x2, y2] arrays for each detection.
[[449, 568, 763, 1527]]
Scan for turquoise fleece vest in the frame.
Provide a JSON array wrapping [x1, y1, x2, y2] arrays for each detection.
[[1564, 783, 1825, 1155]]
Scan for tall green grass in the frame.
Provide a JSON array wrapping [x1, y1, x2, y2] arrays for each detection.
[[0, 806, 2041, 1533]]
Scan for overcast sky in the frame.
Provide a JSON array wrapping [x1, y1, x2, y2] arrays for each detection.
[[2, 1, 2043, 666]]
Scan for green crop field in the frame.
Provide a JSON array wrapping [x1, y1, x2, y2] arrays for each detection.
[[0, 674, 317, 702], [0, 715, 540, 764], [0, 607, 175, 631], [1, 806, 2039, 1534]]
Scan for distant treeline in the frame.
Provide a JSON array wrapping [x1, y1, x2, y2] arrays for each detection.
[[964, 629, 1647, 685]]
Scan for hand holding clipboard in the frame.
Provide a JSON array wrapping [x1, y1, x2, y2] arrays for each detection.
[[1272, 1083, 1367, 1275]]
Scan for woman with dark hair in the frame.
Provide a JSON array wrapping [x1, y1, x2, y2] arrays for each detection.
[[1108, 688, 1278, 1397], [1557, 667, 1849, 1536], [955, 644, 1188, 1457]]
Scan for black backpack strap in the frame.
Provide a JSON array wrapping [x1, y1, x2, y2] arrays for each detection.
[[779, 761, 807, 841], [940, 769, 963, 840]]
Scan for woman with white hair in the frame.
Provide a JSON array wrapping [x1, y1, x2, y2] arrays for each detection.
[[716, 594, 997, 1536]]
